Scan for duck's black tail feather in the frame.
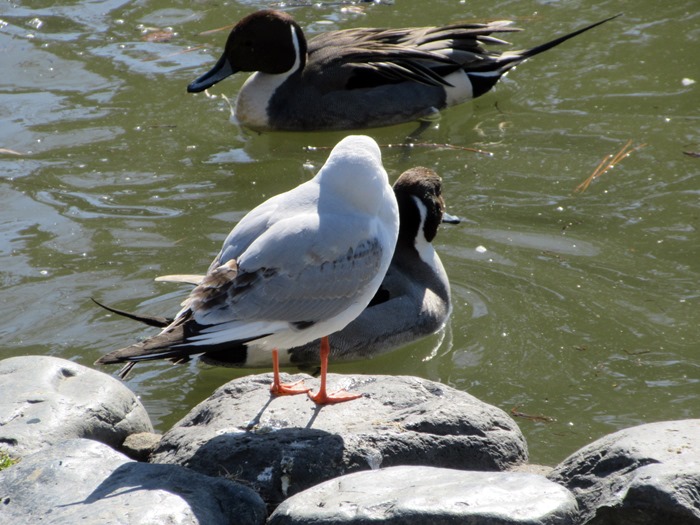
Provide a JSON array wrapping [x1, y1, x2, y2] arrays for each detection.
[[467, 14, 621, 97], [92, 298, 172, 328]]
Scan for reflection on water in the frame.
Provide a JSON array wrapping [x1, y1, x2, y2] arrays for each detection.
[[1, 0, 698, 465]]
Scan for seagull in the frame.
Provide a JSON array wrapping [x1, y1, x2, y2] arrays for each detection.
[[96, 166, 457, 371], [95, 135, 399, 404]]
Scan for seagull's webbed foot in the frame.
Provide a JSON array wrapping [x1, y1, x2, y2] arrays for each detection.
[[270, 348, 311, 396]]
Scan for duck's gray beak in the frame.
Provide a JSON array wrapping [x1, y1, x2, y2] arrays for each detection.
[[442, 212, 461, 224], [187, 54, 236, 93]]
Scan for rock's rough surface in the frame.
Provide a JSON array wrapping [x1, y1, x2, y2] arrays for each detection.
[[549, 419, 700, 524], [269, 465, 578, 525], [121, 431, 162, 461], [0, 438, 267, 525], [0, 356, 153, 457], [151, 373, 528, 506]]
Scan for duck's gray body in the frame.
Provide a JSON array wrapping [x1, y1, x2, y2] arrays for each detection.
[[286, 230, 451, 365]]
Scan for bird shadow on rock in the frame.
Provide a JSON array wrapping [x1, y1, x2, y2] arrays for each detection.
[[153, 377, 362, 509], [61, 461, 266, 524], [184, 423, 348, 509]]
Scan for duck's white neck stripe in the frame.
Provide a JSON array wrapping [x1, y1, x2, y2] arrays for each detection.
[[289, 25, 302, 74], [235, 25, 303, 129], [411, 196, 438, 266]]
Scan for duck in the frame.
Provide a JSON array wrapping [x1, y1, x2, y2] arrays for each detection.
[[187, 10, 620, 131], [95, 166, 456, 372], [95, 135, 400, 404]]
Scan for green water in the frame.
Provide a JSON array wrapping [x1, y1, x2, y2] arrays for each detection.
[[1, 0, 698, 465]]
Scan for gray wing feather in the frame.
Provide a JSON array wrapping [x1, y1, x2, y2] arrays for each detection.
[[233, 236, 383, 322], [207, 182, 314, 271], [305, 22, 522, 89], [189, 213, 385, 327]]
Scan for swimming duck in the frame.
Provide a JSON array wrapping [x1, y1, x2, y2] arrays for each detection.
[[187, 10, 619, 131], [95, 166, 455, 372], [95, 135, 400, 404]]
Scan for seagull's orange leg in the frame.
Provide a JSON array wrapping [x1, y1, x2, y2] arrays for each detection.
[[308, 336, 361, 404], [269, 348, 310, 396]]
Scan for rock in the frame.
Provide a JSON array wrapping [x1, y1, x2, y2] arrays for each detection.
[[509, 463, 554, 477], [151, 373, 527, 507], [121, 431, 162, 461], [0, 356, 153, 458], [549, 419, 700, 524], [268, 465, 579, 525], [0, 438, 267, 524]]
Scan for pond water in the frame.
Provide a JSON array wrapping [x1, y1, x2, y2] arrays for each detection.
[[1, 0, 698, 465]]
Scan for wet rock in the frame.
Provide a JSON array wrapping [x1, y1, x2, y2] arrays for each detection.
[[151, 373, 528, 507], [0, 355, 153, 458], [549, 419, 700, 524], [0, 438, 267, 524], [121, 431, 162, 461], [268, 465, 578, 525]]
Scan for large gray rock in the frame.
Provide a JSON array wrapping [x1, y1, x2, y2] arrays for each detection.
[[151, 373, 527, 507], [0, 356, 153, 458], [549, 419, 700, 524], [269, 465, 578, 525], [0, 438, 267, 524]]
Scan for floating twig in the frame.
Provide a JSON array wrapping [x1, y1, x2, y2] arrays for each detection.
[[142, 29, 175, 43], [305, 142, 493, 156], [267, 0, 395, 9], [142, 45, 207, 62], [388, 142, 493, 155], [198, 24, 236, 36], [574, 139, 646, 193], [0, 148, 22, 156], [510, 406, 556, 423]]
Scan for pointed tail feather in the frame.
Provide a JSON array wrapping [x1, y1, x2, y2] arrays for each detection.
[[94, 329, 192, 366], [95, 315, 267, 369], [92, 298, 172, 328], [114, 352, 190, 379], [513, 14, 621, 63], [467, 14, 621, 96], [118, 361, 136, 380]]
